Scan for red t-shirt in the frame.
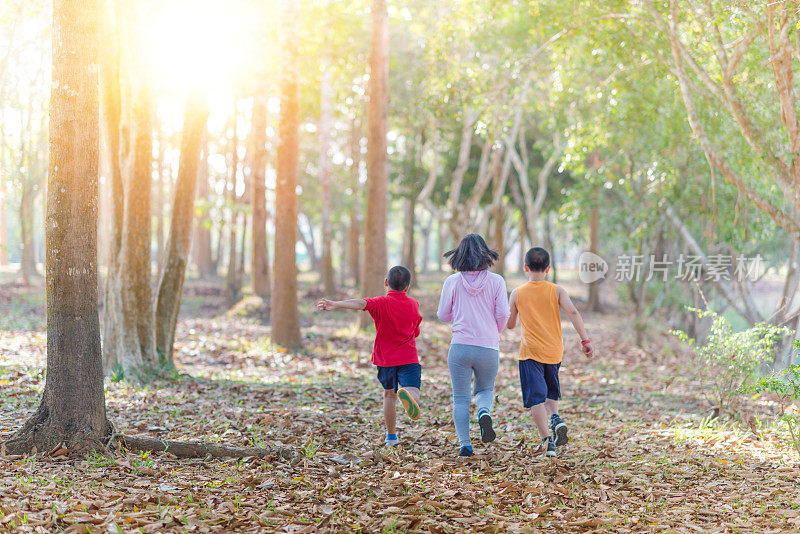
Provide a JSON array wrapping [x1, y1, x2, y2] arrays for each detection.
[[364, 290, 422, 367]]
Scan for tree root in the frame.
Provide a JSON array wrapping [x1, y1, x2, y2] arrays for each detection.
[[121, 434, 296, 460]]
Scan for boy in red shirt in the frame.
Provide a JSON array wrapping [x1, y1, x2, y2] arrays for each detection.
[[317, 266, 422, 446]]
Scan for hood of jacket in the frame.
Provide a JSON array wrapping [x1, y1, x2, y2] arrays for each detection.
[[459, 270, 489, 296]]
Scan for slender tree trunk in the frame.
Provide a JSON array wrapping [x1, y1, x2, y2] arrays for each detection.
[[347, 118, 362, 286], [19, 185, 37, 284], [586, 207, 602, 312], [103, 67, 157, 374], [319, 56, 335, 295], [251, 93, 270, 298], [0, 179, 7, 265], [237, 211, 247, 281], [420, 210, 432, 274], [438, 216, 447, 272], [545, 211, 557, 284], [360, 0, 389, 328], [271, 0, 302, 349], [154, 93, 209, 367], [155, 121, 165, 266], [3, 0, 112, 455], [401, 196, 417, 286], [225, 108, 241, 304], [193, 144, 214, 277]]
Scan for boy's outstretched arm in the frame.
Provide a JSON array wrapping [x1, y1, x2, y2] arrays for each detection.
[[317, 298, 367, 311], [506, 289, 519, 329], [556, 286, 594, 357]]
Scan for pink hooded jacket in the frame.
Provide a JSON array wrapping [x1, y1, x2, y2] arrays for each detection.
[[437, 270, 510, 349]]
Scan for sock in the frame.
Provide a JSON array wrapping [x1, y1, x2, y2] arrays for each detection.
[[387, 433, 397, 440], [461, 445, 473, 452], [478, 408, 489, 418]]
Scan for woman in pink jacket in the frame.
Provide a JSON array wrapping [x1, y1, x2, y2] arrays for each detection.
[[437, 234, 510, 457]]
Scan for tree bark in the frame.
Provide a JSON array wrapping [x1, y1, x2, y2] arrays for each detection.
[[19, 184, 37, 284], [360, 0, 389, 329], [154, 93, 209, 367], [319, 56, 335, 295], [122, 434, 294, 460], [586, 207, 602, 312], [155, 121, 165, 267], [347, 118, 362, 285], [0, 178, 7, 265], [103, 66, 157, 374], [225, 108, 241, 304], [193, 144, 214, 278], [251, 92, 271, 298], [3, 0, 112, 455], [271, 0, 302, 349], [401, 196, 417, 285]]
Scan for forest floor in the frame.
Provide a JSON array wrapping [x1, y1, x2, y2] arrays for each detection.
[[1, 272, 799, 533]]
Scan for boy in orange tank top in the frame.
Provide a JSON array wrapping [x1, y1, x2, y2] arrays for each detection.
[[507, 247, 594, 457]]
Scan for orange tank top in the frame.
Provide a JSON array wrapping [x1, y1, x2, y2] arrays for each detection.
[[516, 280, 563, 364]]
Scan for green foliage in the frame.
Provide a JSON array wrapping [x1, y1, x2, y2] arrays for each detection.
[[746, 340, 800, 456], [674, 308, 791, 417]]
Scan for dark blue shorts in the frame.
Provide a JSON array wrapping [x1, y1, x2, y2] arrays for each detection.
[[519, 360, 561, 408], [376, 363, 422, 392]]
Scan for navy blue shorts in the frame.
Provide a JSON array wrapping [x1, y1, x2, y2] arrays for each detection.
[[376, 363, 422, 392], [519, 360, 561, 408]]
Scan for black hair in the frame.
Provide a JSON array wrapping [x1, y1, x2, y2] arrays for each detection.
[[525, 247, 550, 272], [443, 233, 499, 272], [387, 265, 412, 290]]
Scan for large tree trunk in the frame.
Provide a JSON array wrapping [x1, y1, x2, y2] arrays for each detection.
[[586, 207, 602, 312], [154, 93, 209, 367], [3, 0, 112, 455], [193, 144, 214, 278], [271, 0, 302, 349], [360, 0, 389, 329], [401, 196, 417, 286], [251, 93, 270, 298], [103, 66, 157, 374], [319, 57, 335, 295], [347, 118, 362, 286]]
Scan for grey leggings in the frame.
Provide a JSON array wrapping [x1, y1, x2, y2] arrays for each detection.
[[448, 343, 500, 447]]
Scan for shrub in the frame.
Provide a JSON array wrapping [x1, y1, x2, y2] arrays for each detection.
[[746, 341, 800, 456], [673, 308, 791, 419]]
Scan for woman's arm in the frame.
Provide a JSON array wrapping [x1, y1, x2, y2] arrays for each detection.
[[317, 298, 367, 311], [506, 289, 519, 329], [436, 278, 454, 322], [494, 278, 511, 333]]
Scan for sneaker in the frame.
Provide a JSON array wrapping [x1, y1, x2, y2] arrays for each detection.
[[397, 388, 421, 421], [478, 413, 496, 443], [385, 435, 399, 447], [542, 436, 556, 458], [550, 414, 568, 446], [458, 446, 474, 457]]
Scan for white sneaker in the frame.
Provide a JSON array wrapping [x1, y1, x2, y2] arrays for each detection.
[[385, 435, 399, 447]]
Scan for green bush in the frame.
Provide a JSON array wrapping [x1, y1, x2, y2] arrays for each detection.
[[674, 308, 791, 419], [746, 341, 800, 456]]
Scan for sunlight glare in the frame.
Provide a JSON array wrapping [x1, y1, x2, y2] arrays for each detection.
[[144, 0, 250, 91]]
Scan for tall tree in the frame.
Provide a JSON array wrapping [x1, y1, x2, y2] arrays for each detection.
[[154, 93, 209, 367], [251, 91, 271, 298], [271, 0, 302, 349], [347, 118, 362, 285], [360, 0, 389, 328], [192, 144, 215, 278], [4, 0, 111, 454], [319, 52, 335, 295]]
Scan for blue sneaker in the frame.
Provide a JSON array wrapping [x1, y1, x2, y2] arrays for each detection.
[[542, 436, 556, 458], [458, 446, 474, 457], [385, 434, 399, 447], [550, 414, 568, 446]]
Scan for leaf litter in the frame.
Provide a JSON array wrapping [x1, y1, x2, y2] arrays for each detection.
[[1, 280, 799, 533]]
